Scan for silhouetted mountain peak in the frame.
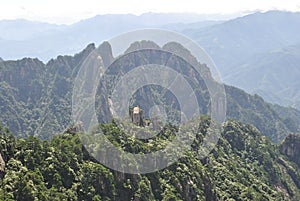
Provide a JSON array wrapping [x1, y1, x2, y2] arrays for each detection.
[[124, 40, 161, 54], [98, 41, 113, 67], [163, 41, 212, 79], [13, 58, 45, 70], [46, 43, 95, 69], [163, 42, 198, 64]]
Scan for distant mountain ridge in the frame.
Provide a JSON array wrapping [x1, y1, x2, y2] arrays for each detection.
[[175, 10, 300, 110], [182, 10, 300, 75], [0, 19, 65, 41], [0, 13, 231, 62], [224, 43, 300, 109]]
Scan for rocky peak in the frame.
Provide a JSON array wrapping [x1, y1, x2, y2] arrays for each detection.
[[98, 41, 114, 67], [124, 40, 161, 54], [163, 42, 212, 79], [163, 42, 198, 65], [47, 43, 95, 66], [0, 57, 45, 88]]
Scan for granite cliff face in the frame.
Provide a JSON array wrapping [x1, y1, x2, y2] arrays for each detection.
[[0, 153, 5, 179], [280, 134, 300, 167]]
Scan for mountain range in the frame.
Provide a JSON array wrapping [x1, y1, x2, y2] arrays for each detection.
[[176, 11, 300, 110], [1, 11, 300, 111], [0, 13, 227, 62], [224, 43, 300, 109], [0, 41, 299, 144]]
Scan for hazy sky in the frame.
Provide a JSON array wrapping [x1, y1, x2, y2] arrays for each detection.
[[1, 0, 300, 24]]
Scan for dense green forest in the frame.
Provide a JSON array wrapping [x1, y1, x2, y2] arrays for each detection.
[[0, 118, 300, 200]]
